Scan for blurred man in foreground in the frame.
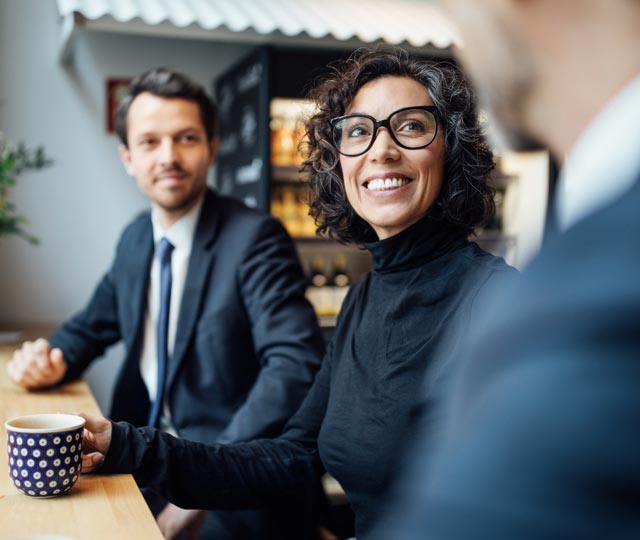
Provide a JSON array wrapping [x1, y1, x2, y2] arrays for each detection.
[[375, 0, 640, 538]]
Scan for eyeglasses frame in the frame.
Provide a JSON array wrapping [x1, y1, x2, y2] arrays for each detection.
[[329, 105, 440, 157]]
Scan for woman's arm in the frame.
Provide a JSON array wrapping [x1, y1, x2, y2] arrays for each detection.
[[81, 342, 335, 511], [81, 415, 323, 510]]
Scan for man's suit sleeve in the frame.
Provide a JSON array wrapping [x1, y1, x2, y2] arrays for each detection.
[[50, 253, 122, 383], [216, 216, 324, 444], [374, 341, 640, 540]]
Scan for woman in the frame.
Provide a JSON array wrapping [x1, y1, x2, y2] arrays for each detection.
[[81, 48, 515, 539]]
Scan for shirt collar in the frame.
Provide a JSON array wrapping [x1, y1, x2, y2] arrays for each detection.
[[556, 73, 640, 232], [151, 197, 204, 252]]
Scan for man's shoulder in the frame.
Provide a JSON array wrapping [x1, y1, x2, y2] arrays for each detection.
[[465, 178, 640, 393], [117, 209, 152, 245], [525, 176, 640, 291], [207, 191, 287, 239], [210, 191, 274, 223]]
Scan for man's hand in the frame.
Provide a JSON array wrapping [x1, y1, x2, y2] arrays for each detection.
[[157, 504, 207, 540], [78, 413, 113, 472], [6, 338, 67, 389]]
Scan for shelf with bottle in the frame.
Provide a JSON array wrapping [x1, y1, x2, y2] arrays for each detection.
[[486, 154, 520, 233], [490, 154, 519, 188], [471, 152, 521, 264], [272, 165, 307, 183], [472, 154, 518, 247], [269, 96, 373, 328], [270, 97, 319, 240], [271, 183, 317, 239], [270, 98, 316, 170], [305, 253, 353, 321]]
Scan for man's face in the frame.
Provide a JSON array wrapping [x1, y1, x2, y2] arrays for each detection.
[[440, 0, 542, 151], [119, 93, 217, 222]]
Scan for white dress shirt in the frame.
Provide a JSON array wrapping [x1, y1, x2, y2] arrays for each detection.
[[556, 74, 640, 231], [140, 198, 204, 432]]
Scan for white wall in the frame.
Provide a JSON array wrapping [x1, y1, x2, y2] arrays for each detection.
[[0, 0, 252, 411]]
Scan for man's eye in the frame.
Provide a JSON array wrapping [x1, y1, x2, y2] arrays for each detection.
[[139, 139, 157, 147], [179, 134, 199, 143]]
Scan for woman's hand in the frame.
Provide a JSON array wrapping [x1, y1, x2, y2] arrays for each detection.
[[78, 413, 112, 472]]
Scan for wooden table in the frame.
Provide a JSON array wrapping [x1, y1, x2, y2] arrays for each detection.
[[0, 332, 163, 540]]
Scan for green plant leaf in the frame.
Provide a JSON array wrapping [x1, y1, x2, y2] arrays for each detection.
[[0, 138, 52, 244]]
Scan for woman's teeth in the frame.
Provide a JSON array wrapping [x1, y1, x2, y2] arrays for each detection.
[[366, 177, 411, 191]]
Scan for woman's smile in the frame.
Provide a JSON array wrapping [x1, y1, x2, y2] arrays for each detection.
[[363, 174, 414, 192]]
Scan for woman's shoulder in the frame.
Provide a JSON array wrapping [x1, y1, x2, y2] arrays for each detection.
[[453, 242, 519, 314], [461, 240, 518, 276]]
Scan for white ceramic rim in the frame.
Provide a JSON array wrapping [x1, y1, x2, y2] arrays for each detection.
[[5, 413, 86, 434]]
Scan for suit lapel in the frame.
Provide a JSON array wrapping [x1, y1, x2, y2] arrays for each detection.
[[167, 190, 222, 390], [125, 216, 154, 349]]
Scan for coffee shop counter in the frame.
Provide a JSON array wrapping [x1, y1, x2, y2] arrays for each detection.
[[0, 329, 163, 540]]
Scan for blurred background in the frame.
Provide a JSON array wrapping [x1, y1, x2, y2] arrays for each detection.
[[0, 0, 549, 413]]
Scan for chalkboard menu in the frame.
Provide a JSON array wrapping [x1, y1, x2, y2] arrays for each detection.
[[214, 48, 271, 211]]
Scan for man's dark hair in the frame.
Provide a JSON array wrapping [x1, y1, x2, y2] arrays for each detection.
[[304, 47, 495, 244], [115, 67, 218, 146]]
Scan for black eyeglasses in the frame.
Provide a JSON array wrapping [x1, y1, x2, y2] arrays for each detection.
[[330, 106, 439, 157]]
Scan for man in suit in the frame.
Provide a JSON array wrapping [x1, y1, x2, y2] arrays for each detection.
[[7, 68, 325, 540], [373, 0, 640, 538]]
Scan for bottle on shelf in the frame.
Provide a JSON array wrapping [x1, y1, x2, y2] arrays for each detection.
[[329, 253, 351, 315], [280, 189, 303, 237], [270, 98, 317, 169], [299, 189, 317, 238], [292, 118, 308, 167], [301, 211, 317, 238], [305, 255, 332, 318], [270, 115, 296, 167], [272, 184, 316, 239]]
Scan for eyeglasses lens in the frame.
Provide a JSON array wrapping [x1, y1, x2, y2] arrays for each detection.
[[332, 108, 437, 156]]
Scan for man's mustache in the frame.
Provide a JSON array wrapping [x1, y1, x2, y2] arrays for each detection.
[[157, 164, 187, 175]]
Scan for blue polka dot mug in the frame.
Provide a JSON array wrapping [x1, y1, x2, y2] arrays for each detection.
[[5, 413, 85, 498]]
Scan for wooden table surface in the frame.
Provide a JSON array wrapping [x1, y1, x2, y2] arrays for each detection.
[[0, 330, 163, 540]]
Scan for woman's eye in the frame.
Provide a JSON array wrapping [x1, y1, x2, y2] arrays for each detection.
[[398, 120, 426, 133], [347, 124, 371, 138]]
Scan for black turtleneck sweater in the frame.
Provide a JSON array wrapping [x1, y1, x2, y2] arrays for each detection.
[[101, 217, 515, 539]]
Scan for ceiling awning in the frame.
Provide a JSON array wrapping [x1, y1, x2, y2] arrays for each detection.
[[56, 0, 461, 63]]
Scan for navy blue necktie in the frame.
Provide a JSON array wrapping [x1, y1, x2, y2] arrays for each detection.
[[148, 237, 174, 428]]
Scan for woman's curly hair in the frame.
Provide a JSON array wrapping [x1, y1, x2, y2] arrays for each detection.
[[303, 47, 495, 244]]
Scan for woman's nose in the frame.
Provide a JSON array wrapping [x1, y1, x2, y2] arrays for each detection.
[[367, 128, 401, 162]]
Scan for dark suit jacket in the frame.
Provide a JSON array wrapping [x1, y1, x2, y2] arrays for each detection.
[[50, 189, 325, 538], [374, 174, 640, 540]]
